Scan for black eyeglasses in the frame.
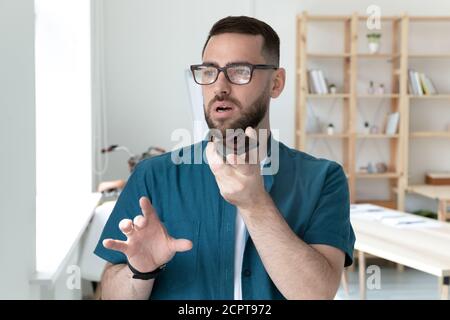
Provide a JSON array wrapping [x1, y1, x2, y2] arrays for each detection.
[[190, 63, 278, 85]]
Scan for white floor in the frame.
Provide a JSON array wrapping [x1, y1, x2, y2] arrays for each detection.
[[335, 266, 448, 300]]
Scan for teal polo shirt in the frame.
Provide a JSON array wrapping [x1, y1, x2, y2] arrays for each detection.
[[94, 137, 355, 300]]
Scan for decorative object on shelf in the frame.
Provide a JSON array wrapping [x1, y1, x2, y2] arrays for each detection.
[[367, 80, 375, 94], [364, 121, 370, 134], [366, 32, 382, 54], [370, 125, 380, 134], [360, 162, 383, 174], [367, 162, 376, 174], [376, 83, 385, 95], [329, 83, 337, 94], [376, 162, 388, 173], [326, 123, 335, 135]]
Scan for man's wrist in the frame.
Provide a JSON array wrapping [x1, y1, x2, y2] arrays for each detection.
[[238, 191, 273, 214], [127, 260, 166, 280]]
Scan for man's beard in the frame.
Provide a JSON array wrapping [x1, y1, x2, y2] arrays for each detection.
[[204, 89, 270, 137]]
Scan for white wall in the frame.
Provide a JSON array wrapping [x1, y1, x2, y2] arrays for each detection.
[[97, 0, 450, 211], [95, 0, 255, 182], [0, 0, 37, 299]]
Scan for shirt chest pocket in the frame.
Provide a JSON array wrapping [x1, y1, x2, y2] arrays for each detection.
[[152, 219, 200, 295]]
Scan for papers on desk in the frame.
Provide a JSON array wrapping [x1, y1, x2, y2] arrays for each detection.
[[350, 204, 440, 229], [350, 204, 401, 220]]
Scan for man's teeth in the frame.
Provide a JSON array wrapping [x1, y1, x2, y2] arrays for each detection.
[[217, 106, 231, 112]]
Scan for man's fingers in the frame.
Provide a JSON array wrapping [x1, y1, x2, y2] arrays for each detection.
[[206, 141, 225, 171], [226, 152, 238, 166], [139, 196, 156, 219], [245, 126, 257, 140], [245, 127, 260, 165], [133, 215, 147, 231], [170, 238, 193, 253], [103, 238, 128, 253], [119, 218, 134, 236]]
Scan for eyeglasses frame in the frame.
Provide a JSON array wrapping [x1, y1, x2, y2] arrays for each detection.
[[190, 62, 278, 85]]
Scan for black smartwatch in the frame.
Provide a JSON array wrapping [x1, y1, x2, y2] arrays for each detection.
[[127, 261, 166, 280]]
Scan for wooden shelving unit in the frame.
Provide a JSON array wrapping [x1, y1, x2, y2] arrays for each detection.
[[404, 16, 450, 219], [296, 12, 408, 209], [296, 12, 450, 212]]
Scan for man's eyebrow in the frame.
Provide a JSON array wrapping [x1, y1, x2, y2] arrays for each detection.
[[201, 61, 218, 66], [201, 61, 252, 66]]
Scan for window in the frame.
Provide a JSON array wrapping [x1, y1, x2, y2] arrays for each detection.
[[34, 0, 93, 273]]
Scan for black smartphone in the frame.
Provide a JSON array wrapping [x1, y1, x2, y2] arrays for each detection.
[[214, 133, 259, 160]]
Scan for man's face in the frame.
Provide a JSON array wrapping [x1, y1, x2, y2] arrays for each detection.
[[201, 33, 273, 137]]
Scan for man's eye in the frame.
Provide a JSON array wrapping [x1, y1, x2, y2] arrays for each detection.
[[233, 67, 250, 76], [203, 69, 216, 77]]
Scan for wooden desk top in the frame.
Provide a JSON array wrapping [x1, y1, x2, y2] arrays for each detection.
[[351, 204, 450, 277], [407, 184, 450, 201]]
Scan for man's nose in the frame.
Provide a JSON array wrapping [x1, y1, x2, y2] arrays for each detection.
[[213, 70, 231, 96]]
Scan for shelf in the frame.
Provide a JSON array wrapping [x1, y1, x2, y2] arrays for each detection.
[[356, 134, 399, 139], [307, 53, 350, 59], [306, 94, 350, 99], [409, 94, 450, 99], [357, 94, 399, 98], [409, 54, 450, 59], [297, 132, 349, 138], [410, 131, 450, 138], [406, 184, 450, 200], [302, 15, 350, 21], [357, 53, 401, 59], [409, 16, 450, 22], [357, 16, 400, 21], [355, 172, 401, 179]]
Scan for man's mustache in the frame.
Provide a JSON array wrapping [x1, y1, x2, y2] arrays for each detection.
[[207, 95, 242, 111]]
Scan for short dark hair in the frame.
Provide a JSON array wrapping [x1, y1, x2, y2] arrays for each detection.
[[202, 16, 280, 67]]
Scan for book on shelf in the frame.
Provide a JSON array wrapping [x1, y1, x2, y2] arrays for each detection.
[[307, 69, 329, 94], [420, 74, 437, 95], [408, 69, 437, 95], [385, 112, 400, 134]]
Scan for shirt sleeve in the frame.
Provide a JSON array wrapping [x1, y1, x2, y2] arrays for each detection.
[[303, 161, 356, 267], [93, 161, 151, 264]]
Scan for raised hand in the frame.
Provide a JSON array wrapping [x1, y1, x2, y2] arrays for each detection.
[[103, 196, 192, 272]]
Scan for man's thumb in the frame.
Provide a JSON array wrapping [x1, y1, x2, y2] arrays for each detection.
[[171, 238, 193, 252]]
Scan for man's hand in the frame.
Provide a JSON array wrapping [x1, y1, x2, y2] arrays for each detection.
[[103, 196, 192, 272], [206, 127, 267, 210]]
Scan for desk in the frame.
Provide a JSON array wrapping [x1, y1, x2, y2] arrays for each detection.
[[32, 192, 102, 299], [407, 185, 450, 221], [351, 204, 450, 300]]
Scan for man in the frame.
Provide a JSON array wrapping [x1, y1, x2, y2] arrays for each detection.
[[94, 16, 355, 300]]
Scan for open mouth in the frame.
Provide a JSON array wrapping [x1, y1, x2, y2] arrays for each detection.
[[216, 105, 233, 113]]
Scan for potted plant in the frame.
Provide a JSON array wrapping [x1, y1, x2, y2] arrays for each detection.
[[366, 32, 382, 54], [326, 123, 335, 135], [328, 84, 337, 94]]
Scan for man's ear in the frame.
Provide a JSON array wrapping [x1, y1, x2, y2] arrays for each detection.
[[270, 68, 286, 98]]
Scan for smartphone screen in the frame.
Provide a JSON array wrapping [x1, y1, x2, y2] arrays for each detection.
[[213, 132, 259, 160]]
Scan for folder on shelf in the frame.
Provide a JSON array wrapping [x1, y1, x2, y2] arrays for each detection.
[[385, 112, 400, 134], [307, 69, 329, 94]]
